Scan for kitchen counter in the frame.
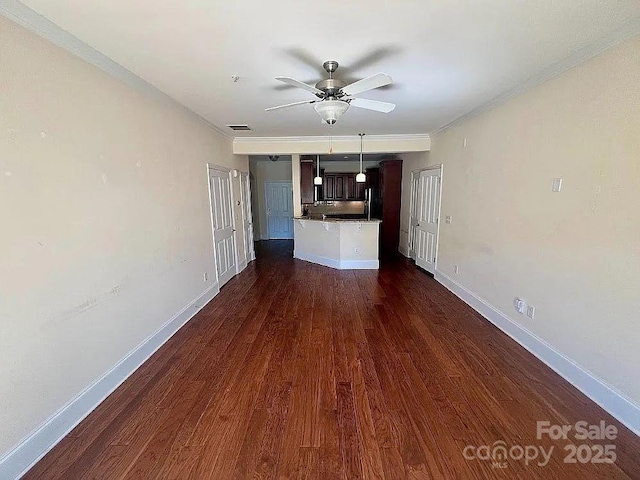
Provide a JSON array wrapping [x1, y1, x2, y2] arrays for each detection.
[[293, 217, 381, 270], [294, 216, 382, 223]]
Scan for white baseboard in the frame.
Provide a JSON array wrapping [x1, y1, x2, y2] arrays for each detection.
[[294, 251, 379, 270], [339, 258, 379, 269], [237, 258, 248, 273], [0, 283, 219, 480], [435, 270, 640, 437]]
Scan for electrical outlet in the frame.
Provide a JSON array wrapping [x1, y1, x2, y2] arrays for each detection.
[[552, 178, 563, 192], [514, 297, 526, 314], [445, 216, 452, 224], [354, 247, 360, 255], [454, 265, 459, 274], [203, 272, 208, 282], [527, 305, 536, 319]]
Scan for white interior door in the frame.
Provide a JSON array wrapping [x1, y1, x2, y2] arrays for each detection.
[[240, 172, 255, 262], [209, 167, 237, 287], [265, 182, 293, 239], [408, 171, 421, 259], [415, 166, 442, 274]]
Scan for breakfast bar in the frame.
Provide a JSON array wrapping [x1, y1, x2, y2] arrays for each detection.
[[293, 217, 382, 270]]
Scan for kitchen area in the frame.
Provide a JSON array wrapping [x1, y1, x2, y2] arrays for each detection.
[[294, 153, 403, 270]]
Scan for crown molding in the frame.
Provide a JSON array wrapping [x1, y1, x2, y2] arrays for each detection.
[[233, 134, 431, 155], [0, 0, 231, 140], [432, 14, 640, 135]]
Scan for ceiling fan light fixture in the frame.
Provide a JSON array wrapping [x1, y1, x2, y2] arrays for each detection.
[[314, 100, 349, 125]]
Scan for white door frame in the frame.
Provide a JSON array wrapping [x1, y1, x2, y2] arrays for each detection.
[[408, 170, 420, 259], [240, 171, 255, 263], [207, 163, 240, 286], [408, 164, 444, 273], [264, 181, 294, 240]]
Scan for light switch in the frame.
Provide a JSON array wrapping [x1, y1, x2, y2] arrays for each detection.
[[445, 216, 452, 224], [552, 178, 563, 192]]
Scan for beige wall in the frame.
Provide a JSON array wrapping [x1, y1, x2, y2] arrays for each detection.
[[249, 158, 292, 239], [0, 16, 247, 457], [429, 36, 640, 406]]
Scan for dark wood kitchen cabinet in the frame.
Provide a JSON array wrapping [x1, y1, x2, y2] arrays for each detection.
[[321, 173, 365, 201], [300, 160, 325, 204], [344, 174, 365, 200], [300, 160, 315, 204], [324, 174, 336, 200]]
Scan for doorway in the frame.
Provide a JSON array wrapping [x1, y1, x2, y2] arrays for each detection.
[[208, 166, 237, 287], [265, 181, 294, 239], [409, 165, 442, 274]]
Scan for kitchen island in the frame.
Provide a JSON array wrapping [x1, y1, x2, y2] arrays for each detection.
[[293, 217, 382, 270]]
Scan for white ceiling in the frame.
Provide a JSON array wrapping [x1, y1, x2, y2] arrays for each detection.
[[16, 0, 640, 137]]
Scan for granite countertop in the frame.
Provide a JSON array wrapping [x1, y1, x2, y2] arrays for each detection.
[[294, 216, 382, 223]]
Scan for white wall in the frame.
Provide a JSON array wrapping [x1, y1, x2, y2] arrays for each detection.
[[428, 35, 640, 412], [0, 15, 247, 460], [249, 158, 292, 239]]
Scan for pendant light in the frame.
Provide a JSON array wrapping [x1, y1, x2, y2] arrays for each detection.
[[314, 154, 323, 185], [356, 133, 366, 183]]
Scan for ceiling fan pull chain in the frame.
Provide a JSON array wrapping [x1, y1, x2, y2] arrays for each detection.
[[329, 126, 333, 154]]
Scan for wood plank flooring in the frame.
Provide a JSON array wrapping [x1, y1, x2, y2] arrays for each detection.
[[25, 240, 640, 479]]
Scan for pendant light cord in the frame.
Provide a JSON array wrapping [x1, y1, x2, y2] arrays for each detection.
[[359, 133, 364, 174]]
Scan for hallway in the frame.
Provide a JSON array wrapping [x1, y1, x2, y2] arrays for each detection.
[[25, 241, 640, 479]]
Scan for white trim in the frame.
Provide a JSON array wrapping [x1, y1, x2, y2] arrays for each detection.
[[294, 251, 379, 270], [433, 16, 640, 135], [0, 283, 220, 480], [0, 0, 230, 140], [434, 270, 640, 437], [431, 165, 443, 273], [228, 170, 242, 274], [398, 239, 410, 258], [237, 258, 248, 273]]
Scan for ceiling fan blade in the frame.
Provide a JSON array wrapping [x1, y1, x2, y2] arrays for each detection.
[[349, 97, 396, 113], [265, 100, 316, 111], [341, 73, 393, 96], [345, 47, 400, 73], [275, 77, 323, 95]]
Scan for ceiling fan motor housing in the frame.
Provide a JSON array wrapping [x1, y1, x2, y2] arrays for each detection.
[[315, 78, 346, 97]]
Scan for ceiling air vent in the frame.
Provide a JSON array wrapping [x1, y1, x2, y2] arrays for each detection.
[[227, 124, 252, 131]]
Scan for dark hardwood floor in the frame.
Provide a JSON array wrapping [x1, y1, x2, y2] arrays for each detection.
[[25, 240, 640, 479]]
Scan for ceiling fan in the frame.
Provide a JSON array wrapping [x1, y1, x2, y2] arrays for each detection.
[[265, 60, 395, 125]]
